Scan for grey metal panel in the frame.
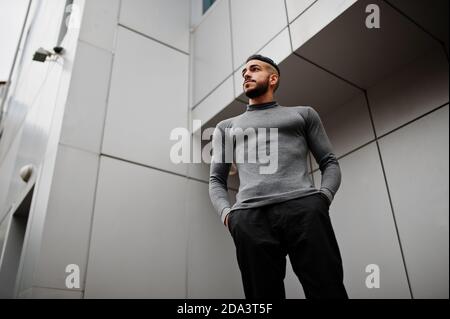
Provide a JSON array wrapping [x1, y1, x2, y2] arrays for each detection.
[[378, 105, 449, 299], [276, 54, 361, 113], [0, 182, 34, 298], [387, 0, 449, 48], [314, 142, 411, 298], [312, 93, 374, 171], [295, 0, 436, 89], [29, 287, 82, 299], [368, 48, 449, 136]]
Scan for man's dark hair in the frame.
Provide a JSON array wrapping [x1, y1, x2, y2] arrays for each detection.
[[246, 54, 280, 76], [246, 54, 280, 91]]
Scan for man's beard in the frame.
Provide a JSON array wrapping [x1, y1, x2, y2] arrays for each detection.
[[244, 77, 270, 99]]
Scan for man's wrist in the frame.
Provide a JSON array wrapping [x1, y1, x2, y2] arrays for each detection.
[[221, 207, 231, 225], [319, 188, 333, 205]]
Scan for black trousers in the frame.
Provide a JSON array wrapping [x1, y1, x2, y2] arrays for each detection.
[[227, 193, 348, 299]]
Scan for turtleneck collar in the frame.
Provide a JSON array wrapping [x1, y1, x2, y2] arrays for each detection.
[[246, 101, 278, 111]]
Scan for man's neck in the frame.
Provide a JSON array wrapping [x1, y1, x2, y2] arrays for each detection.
[[248, 92, 274, 105]]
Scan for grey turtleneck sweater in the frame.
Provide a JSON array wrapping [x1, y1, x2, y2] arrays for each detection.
[[209, 101, 341, 224]]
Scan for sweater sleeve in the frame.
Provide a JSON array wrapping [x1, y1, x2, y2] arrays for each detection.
[[305, 107, 341, 204], [209, 123, 232, 224]]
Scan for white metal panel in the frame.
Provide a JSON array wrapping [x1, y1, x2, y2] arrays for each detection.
[[290, 0, 357, 52], [233, 70, 245, 101], [192, 76, 234, 129], [5, 62, 63, 234], [0, 127, 23, 222], [258, 27, 292, 68], [11, 0, 84, 295], [186, 180, 243, 298], [0, 0, 30, 79], [79, 0, 120, 52], [233, 27, 292, 99], [60, 41, 112, 154], [0, 0, 65, 163], [285, 0, 316, 22], [84, 156, 188, 298], [285, 257, 306, 298], [192, 0, 232, 105], [33, 145, 98, 291], [230, 0, 287, 71], [103, 26, 189, 175], [119, 0, 189, 53]]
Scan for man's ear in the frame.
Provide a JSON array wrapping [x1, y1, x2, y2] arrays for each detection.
[[270, 74, 278, 86]]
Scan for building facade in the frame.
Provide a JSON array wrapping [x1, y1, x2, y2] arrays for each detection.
[[0, 0, 448, 298]]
